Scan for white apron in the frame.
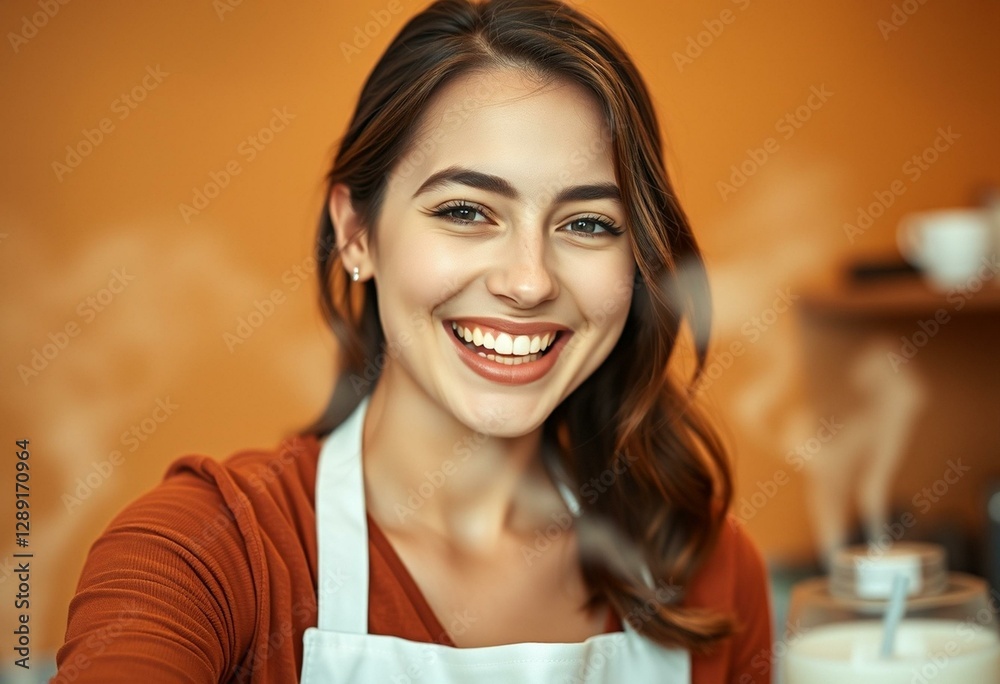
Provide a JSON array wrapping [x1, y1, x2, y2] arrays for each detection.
[[300, 395, 691, 683]]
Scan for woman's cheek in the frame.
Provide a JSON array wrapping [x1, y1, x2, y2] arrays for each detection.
[[411, 239, 474, 301], [579, 260, 634, 320]]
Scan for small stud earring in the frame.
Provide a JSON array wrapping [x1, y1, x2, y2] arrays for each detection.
[[352, 266, 360, 282]]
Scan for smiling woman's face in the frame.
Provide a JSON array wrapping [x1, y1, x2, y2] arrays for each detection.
[[336, 68, 636, 437]]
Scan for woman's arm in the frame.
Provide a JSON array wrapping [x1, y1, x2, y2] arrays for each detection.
[[53, 472, 257, 683]]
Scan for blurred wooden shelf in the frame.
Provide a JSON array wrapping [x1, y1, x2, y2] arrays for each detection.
[[800, 274, 1000, 319]]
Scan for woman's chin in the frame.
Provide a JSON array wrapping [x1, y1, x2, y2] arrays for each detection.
[[448, 398, 550, 439]]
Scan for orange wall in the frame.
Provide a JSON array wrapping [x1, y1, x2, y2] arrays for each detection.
[[1, 0, 997, 663]]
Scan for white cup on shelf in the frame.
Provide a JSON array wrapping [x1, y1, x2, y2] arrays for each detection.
[[897, 209, 995, 291]]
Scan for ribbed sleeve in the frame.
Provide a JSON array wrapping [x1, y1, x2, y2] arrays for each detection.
[[52, 437, 322, 684]]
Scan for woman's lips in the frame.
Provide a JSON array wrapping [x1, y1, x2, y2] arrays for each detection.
[[443, 320, 571, 385]]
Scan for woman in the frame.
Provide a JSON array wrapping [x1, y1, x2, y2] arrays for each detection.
[[54, 0, 772, 681]]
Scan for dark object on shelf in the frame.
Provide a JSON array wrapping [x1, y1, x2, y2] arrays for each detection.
[[846, 259, 919, 284]]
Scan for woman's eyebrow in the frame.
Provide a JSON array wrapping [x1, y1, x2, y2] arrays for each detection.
[[412, 165, 622, 204]]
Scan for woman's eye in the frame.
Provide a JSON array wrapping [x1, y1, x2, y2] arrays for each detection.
[[434, 203, 489, 224], [565, 217, 622, 237]]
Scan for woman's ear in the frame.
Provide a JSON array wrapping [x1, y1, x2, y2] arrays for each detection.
[[328, 182, 374, 281]]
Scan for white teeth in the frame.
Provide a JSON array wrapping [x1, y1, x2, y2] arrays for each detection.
[[494, 333, 513, 355], [452, 323, 558, 357], [478, 351, 542, 365]]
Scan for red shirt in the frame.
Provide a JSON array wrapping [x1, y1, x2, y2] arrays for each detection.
[[53, 435, 773, 683]]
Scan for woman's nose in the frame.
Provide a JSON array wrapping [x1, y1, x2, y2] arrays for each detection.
[[484, 229, 559, 309]]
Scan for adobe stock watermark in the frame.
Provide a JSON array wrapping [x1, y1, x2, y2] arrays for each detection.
[[387, 69, 508, 192], [672, 0, 753, 72], [223, 232, 336, 352], [825, 561, 998, 684], [859, 458, 971, 564], [844, 126, 960, 244], [694, 286, 799, 394], [885, 255, 999, 372], [877, 0, 932, 40], [559, 272, 634, 360], [561, 632, 629, 684], [939, 586, 1000, 676], [52, 65, 170, 182], [519, 507, 579, 567], [912, 458, 970, 515], [50, 600, 144, 683], [579, 450, 640, 506], [346, 272, 467, 394], [346, 316, 421, 393], [736, 416, 843, 522], [241, 441, 314, 494], [222, 288, 288, 352], [383, 609, 479, 679], [7, 0, 71, 53], [620, 579, 684, 629], [236, 571, 346, 680], [0, 556, 13, 588], [178, 106, 296, 224], [213, 0, 246, 21], [736, 620, 804, 683], [61, 397, 180, 513], [520, 450, 639, 566], [525, 124, 613, 216], [392, 405, 514, 523], [717, 84, 833, 202], [16, 267, 136, 386], [905, 618, 998, 684], [340, 0, 405, 62]]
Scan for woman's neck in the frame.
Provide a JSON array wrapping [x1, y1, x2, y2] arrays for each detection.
[[360, 369, 567, 556]]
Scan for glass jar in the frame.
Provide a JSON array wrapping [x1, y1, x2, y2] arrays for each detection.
[[783, 542, 1000, 683]]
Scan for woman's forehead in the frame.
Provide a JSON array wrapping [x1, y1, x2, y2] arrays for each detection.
[[420, 68, 606, 137], [395, 69, 616, 199]]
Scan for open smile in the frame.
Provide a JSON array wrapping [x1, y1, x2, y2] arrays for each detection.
[[450, 321, 560, 364], [443, 319, 572, 384]]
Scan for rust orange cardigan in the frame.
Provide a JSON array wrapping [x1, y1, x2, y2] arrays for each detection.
[[53, 435, 773, 683]]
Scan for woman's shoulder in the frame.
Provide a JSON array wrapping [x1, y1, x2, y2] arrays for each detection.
[[715, 515, 769, 574], [685, 515, 770, 607], [158, 432, 322, 512], [111, 433, 325, 574], [88, 432, 323, 585]]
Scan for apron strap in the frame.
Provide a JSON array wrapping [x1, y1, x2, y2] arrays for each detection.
[[315, 394, 371, 633]]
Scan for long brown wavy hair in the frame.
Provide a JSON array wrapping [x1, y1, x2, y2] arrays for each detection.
[[307, 0, 735, 654]]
